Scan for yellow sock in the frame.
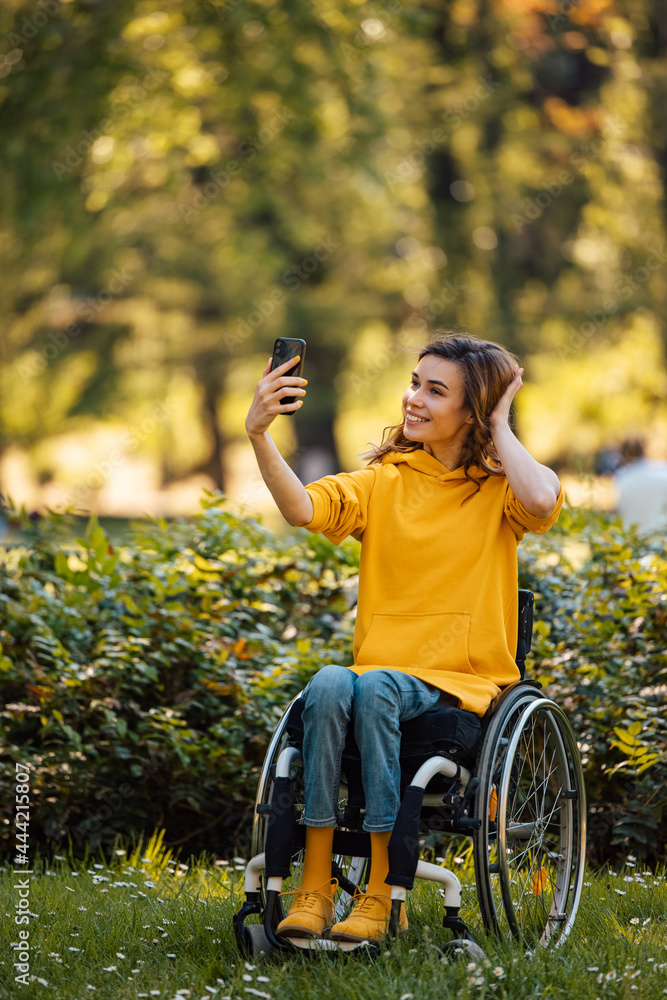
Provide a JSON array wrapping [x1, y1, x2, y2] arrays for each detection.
[[300, 825, 335, 892], [366, 831, 392, 898]]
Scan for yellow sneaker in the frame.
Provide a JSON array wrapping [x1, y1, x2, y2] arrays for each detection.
[[275, 881, 337, 939], [329, 892, 408, 943]]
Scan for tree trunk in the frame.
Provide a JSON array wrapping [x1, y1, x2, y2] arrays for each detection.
[[201, 380, 226, 492], [293, 406, 341, 484]]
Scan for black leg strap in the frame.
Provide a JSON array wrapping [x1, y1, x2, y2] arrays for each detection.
[[264, 776, 300, 878], [386, 784, 424, 890]]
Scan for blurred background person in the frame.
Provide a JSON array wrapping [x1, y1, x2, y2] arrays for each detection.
[[613, 438, 667, 534]]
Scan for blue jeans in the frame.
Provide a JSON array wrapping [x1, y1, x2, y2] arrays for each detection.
[[301, 665, 442, 833]]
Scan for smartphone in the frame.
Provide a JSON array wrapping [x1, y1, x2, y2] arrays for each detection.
[[270, 338, 306, 412]]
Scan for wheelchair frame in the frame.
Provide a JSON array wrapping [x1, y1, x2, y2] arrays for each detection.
[[233, 590, 586, 958]]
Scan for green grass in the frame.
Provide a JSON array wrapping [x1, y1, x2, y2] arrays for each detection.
[[1, 834, 666, 1000]]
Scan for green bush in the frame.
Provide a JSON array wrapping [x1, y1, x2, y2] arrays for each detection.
[[518, 504, 667, 865], [0, 495, 665, 864], [0, 495, 358, 861]]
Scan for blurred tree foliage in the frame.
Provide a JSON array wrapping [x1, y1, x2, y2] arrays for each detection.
[[0, 0, 666, 502]]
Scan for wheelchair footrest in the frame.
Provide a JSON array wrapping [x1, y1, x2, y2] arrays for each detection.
[[442, 906, 474, 941]]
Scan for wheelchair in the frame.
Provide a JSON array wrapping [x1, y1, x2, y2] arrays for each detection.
[[233, 590, 586, 959]]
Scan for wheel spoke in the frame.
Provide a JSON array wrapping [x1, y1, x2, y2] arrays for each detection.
[[478, 697, 585, 948]]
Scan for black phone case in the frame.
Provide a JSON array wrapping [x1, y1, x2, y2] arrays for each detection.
[[270, 338, 306, 412]]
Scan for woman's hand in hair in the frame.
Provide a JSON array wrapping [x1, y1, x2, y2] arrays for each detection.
[[245, 356, 307, 438], [489, 365, 524, 428], [488, 364, 560, 515]]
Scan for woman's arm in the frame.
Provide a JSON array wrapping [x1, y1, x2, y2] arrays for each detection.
[[489, 366, 561, 518], [245, 357, 314, 526]]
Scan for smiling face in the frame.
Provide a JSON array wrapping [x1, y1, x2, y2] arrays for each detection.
[[401, 355, 475, 467]]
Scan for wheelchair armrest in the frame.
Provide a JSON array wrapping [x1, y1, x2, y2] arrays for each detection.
[[514, 589, 534, 679]]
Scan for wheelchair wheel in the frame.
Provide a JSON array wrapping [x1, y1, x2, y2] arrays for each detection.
[[242, 923, 273, 959], [473, 685, 586, 948]]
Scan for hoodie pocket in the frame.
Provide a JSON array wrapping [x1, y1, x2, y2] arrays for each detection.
[[356, 611, 475, 675]]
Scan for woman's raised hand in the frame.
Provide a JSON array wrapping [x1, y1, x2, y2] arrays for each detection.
[[245, 356, 308, 437], [489, 365, 524, 428]]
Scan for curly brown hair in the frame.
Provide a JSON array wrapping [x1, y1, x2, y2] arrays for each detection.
[[362, 331, 521, 502]]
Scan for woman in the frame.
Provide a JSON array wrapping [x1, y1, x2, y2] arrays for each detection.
[[244, 332, 564, 944]]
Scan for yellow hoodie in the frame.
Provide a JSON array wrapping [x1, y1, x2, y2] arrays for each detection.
[[302, 449, 564, 716]]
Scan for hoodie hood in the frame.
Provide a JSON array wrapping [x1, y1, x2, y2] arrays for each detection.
[[381, 447, 489, 484]]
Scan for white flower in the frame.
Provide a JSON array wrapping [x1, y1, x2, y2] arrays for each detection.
[[630, 918, 639, 925], [242, 975, 253, 982], [400, 995, 414, 1000], [493, 967, 505, 978], [245, 964, 255, 972], [103, 966, 117, 972], [614, 889, 626, 895], [117, 952, 125, 958], [587, 967, 599, 972]]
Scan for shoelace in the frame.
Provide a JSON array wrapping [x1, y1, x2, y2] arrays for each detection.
[[346, 891, 393, 915], [279, 878, 339, 913]]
